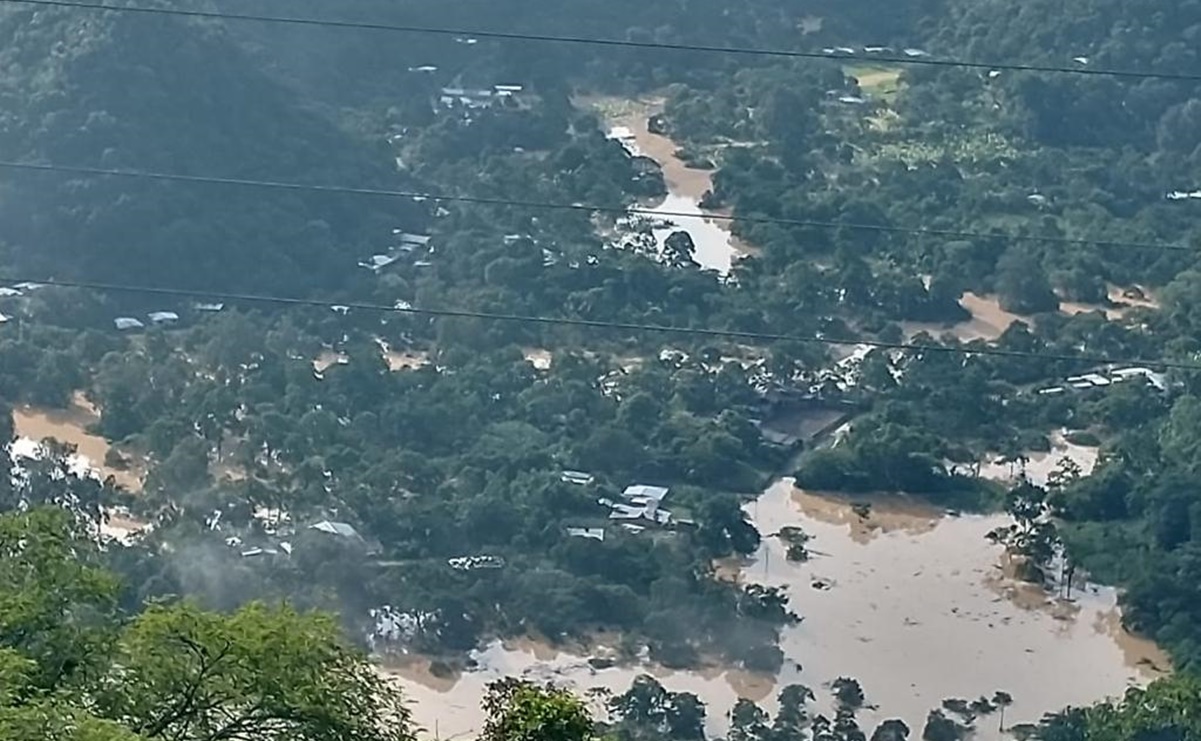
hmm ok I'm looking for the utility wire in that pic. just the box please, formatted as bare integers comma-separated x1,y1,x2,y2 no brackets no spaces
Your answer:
5,0,1201,83
2,160,1197,255
2,274,1193,370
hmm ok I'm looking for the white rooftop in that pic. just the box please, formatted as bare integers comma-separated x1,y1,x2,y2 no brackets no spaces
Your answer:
623,484,669,502
360,254,399,271
310,520,360,539
566,527,605,541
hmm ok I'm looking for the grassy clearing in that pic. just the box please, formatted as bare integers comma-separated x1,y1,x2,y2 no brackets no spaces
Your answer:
845,64,904,102
869,131,1021,165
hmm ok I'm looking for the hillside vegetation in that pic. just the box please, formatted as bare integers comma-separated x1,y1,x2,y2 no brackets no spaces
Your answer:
3,0,1201,737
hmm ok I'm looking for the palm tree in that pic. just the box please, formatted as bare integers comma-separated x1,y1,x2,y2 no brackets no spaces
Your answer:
993,691,1014,732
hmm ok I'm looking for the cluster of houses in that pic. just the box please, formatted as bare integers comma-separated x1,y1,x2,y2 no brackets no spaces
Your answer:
437,84,525,111
820,45,930,57
113,303,224,331
367,606,438,653
560,472,694,539
1036,366,1167,396
0,281,44,323
449,555,505,571
599,484,686,533
358,230,433,274
207,505,382,559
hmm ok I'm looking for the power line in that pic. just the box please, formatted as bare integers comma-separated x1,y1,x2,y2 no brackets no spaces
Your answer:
3,274,1194,370
5,0,1200,83
2,160,1197,255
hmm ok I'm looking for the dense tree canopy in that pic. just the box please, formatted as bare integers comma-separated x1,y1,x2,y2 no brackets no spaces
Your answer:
0,507,413,741
3,0,1201,735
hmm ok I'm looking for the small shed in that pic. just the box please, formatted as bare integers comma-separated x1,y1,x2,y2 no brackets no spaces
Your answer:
561,471,595,486
148,311,180,325
566,527,605,542
310,520,361,539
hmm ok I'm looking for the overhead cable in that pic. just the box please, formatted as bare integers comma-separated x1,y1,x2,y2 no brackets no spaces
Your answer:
5,0,1201,82
1,275,1192,370
2,160,1197,254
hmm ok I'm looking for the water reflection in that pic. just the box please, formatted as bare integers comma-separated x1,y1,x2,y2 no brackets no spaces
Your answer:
750,480,1167,738
13,392,142,491
384,479,1167,740
593,96,747,275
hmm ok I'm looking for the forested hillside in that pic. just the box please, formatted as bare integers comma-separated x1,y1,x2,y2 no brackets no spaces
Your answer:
0,3,421,293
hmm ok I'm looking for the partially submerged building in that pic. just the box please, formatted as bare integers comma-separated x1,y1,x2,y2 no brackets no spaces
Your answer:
561,470,595,486
600,484,675,527
566,527,605,541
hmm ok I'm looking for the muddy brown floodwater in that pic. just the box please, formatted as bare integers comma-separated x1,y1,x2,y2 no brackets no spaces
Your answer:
901,293,1025,343
383,478,1167,740
748,480,1167,739
975,431,1101,489
581,95,752,275
904,286,1161,344
13,392,142,491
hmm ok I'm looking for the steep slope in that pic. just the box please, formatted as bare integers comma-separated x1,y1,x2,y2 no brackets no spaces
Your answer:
212,0,811,108
0,4,422,293
929,0,1201,150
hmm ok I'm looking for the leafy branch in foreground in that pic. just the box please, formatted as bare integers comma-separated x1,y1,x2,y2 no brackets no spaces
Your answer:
0,507,413,741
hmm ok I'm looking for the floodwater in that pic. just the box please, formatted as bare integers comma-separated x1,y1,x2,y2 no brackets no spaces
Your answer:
12,392,143,491
380,340,431,372
902,293,1025,343
589,96,749,275
522,347,553,370
383,478,1166,740
11,393,150,542
746,481,1167,738
314,344,431,373
1060,284,1161,321
313,350,350,373
975,431,1101,489
904,286,1161,343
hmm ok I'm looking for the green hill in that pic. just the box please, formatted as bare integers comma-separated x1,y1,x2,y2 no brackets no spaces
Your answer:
0,4,421,293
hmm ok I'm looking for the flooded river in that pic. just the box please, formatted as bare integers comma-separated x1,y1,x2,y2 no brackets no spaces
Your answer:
587,96,748,275
904,286,1161,344
384,479,1166,739
12,393,150,542
975,431,1101,489
13,392,142,491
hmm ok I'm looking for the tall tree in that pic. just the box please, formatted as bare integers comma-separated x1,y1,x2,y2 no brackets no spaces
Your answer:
0,507,415,741
481,678,595,741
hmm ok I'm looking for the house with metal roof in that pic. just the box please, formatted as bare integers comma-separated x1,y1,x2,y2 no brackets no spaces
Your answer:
310,520,361,539
566,527,605,541
359,254,399,272
622,484,669,503
561,470,595,485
